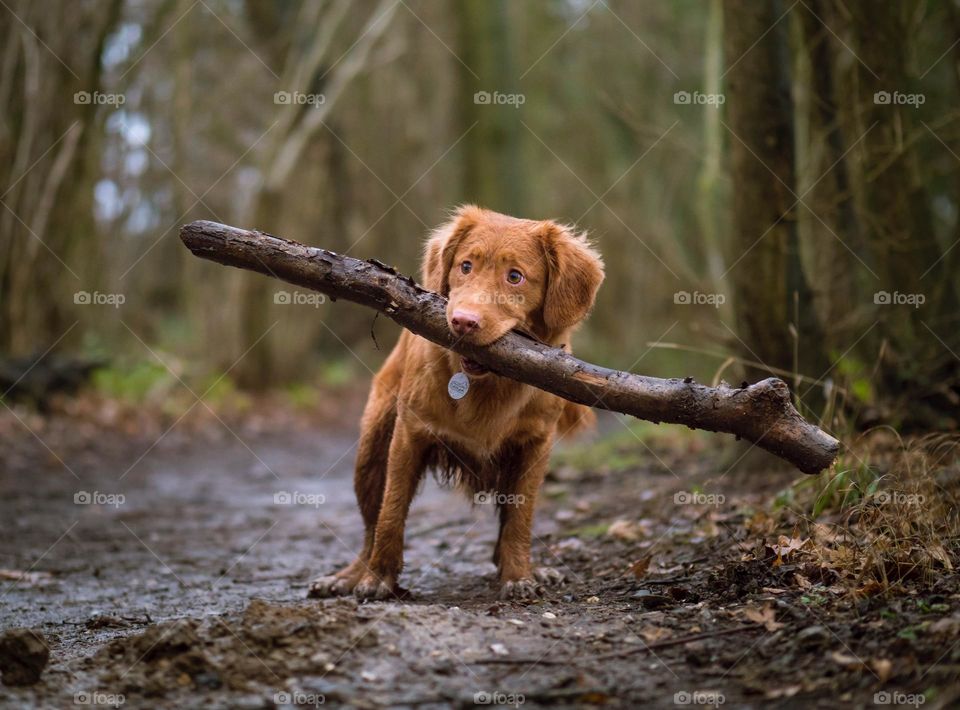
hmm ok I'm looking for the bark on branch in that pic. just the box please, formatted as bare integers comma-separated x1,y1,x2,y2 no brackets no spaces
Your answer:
180,220,841,474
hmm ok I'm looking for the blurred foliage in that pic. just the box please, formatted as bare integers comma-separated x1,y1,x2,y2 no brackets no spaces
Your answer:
0,0,957,431
92,362,173,403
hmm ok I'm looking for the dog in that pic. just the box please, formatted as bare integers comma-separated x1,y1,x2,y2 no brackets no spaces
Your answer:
308,205,604,600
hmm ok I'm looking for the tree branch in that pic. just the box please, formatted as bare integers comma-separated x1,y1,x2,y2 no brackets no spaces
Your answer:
180,220,841,474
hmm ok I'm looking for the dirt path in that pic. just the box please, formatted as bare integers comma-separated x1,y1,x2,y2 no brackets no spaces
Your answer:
1,406,958,709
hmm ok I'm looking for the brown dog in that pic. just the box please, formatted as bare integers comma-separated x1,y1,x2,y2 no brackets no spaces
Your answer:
308,206,604,600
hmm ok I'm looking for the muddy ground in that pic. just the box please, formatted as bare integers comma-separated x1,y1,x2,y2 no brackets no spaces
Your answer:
1,394,958,709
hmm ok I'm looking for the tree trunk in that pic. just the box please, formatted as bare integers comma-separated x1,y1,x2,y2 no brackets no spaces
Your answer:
792,1,860,346
234,0,398,388
723,0,826,401
0,0,120,356
837,0,958,426
458,0,524,213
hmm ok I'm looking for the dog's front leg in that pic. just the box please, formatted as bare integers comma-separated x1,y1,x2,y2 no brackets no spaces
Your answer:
496,437,564,600
354,414,428,600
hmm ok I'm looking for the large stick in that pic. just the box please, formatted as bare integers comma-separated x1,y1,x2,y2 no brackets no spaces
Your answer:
180,220,840,474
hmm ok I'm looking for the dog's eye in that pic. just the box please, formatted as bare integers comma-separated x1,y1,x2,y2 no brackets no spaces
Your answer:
460,261,472,275
506,269,524,285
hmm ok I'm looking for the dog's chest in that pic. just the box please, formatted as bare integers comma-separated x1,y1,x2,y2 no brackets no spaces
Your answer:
431,382,532,453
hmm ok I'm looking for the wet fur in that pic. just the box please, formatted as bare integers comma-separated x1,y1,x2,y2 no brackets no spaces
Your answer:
310,205,604,600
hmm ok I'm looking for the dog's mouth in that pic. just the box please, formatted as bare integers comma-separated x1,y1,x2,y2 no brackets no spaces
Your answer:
460,357,489,377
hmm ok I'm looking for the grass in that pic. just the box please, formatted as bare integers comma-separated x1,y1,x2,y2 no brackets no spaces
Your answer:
88,361,253,419
552,416,706,474
92,361,175,402
557,415,959,596
775,458,882,518
772,432,960,592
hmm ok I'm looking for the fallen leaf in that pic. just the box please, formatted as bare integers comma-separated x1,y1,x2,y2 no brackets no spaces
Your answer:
765,685,802,699
747,511,777,536
607,519,644,542
854,581,885,597
812,523,841,544
871,658,893,683
742,604,784,632
829,650,863,670
0,569,54,584
930,614,960,636
824,546,857,567
639,625,672,643
629,556,652,579
928,544,954,570
772,535,809,565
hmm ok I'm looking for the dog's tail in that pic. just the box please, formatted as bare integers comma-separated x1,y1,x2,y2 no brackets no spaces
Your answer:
557,400,596,439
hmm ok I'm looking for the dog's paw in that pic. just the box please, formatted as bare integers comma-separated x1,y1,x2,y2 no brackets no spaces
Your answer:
307,575,356,598
354,573,397,601
533,566,566,587
499,577,545,601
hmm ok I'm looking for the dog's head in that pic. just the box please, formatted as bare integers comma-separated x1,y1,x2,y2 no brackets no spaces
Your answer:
422,205,604,376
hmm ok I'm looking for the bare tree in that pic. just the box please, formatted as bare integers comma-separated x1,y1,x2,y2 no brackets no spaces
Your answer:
0,0,121,356
235,0,401,387
722,0,825,399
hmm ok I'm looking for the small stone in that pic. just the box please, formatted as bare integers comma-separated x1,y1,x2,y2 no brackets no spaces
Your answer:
797,625,829,646
0,628,50,686
586,596,600,604
490,643,509,656
309,651,331,666
194,672,221,690
542,612,557,620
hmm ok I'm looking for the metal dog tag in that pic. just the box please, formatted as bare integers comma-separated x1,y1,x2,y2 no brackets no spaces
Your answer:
447,371,470,400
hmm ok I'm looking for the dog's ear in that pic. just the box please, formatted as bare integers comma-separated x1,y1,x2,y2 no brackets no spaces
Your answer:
422,205,481,295
541,222,604,333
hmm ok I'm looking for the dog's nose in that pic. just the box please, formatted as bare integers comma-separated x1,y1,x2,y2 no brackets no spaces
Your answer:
450,309,481,336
